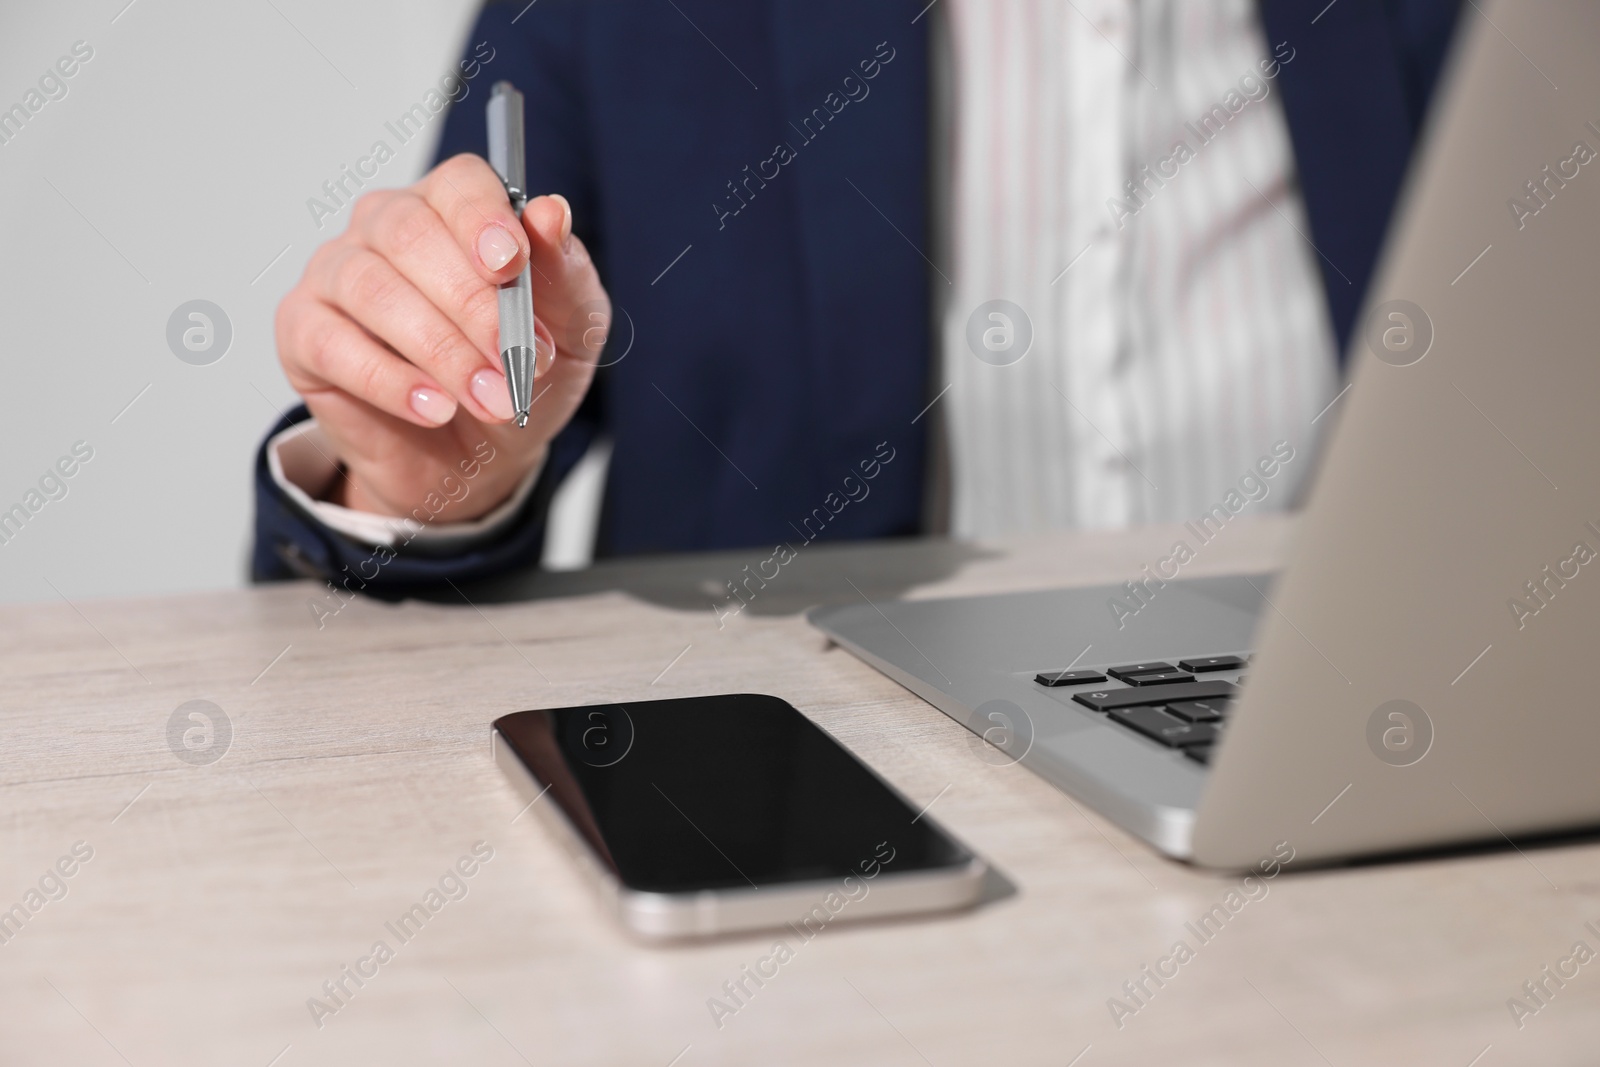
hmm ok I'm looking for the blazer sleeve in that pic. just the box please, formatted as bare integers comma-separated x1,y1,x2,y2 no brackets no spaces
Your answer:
250,0,603,588
250,404,598,587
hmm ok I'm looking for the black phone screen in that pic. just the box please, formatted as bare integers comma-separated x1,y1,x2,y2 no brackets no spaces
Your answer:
494,694,973,894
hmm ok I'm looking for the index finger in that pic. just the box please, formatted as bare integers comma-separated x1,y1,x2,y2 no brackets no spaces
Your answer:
419,153,530,284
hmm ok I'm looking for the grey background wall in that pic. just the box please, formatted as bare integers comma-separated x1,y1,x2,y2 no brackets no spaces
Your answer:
0,0,513,605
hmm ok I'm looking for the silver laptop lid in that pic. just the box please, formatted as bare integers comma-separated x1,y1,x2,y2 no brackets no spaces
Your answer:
1195,0,1600,865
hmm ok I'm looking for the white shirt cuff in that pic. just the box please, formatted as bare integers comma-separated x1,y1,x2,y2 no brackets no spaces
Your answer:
266,418,543,553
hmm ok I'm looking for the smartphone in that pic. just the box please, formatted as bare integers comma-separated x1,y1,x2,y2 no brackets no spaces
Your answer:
493,693,987,940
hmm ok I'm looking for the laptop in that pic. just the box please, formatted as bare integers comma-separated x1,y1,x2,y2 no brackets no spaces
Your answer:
810,0,1600,868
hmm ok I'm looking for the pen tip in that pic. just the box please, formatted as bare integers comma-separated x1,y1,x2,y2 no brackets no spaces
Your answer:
516,412,528,428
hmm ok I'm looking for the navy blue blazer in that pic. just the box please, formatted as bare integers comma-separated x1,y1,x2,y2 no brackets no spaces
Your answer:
252,0,1460,588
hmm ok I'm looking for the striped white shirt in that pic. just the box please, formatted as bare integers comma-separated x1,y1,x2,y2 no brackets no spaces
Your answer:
939,0,1337,537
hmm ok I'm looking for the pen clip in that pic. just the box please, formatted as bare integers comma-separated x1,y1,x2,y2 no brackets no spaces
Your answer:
486,81,527,207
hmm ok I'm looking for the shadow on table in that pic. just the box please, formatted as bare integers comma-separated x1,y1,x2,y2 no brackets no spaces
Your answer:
402,536,1001,618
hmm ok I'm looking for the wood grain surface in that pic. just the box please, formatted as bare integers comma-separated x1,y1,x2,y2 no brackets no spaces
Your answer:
3,513,1598,1066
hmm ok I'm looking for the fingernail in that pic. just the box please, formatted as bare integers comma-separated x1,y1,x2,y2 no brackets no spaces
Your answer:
477,225,519,271
551,193,573,253
470,367,514,420
534,333,556,377
409,387,457,426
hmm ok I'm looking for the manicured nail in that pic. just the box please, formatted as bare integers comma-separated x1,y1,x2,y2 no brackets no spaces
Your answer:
551,193,573,253
534,333,556,377
409,387,456,426
477,225,519,271
470,367,514,420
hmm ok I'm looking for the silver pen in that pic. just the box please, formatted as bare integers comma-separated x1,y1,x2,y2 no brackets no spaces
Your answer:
486,81,536,428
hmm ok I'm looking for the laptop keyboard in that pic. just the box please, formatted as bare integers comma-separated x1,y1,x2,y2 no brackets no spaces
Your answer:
1033,656,1250,767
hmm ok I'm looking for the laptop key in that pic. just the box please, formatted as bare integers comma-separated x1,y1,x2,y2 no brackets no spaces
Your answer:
1035,669,1108,687
1125,671,1195,686
1108,706,1219,747
1184,744,1214,766
1107,662,1175,681
1177,655,1246,673
1167,699,1229,723
1073,680,1237,712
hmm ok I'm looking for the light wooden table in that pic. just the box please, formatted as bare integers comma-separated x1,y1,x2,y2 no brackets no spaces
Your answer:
4,513,1598,1066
